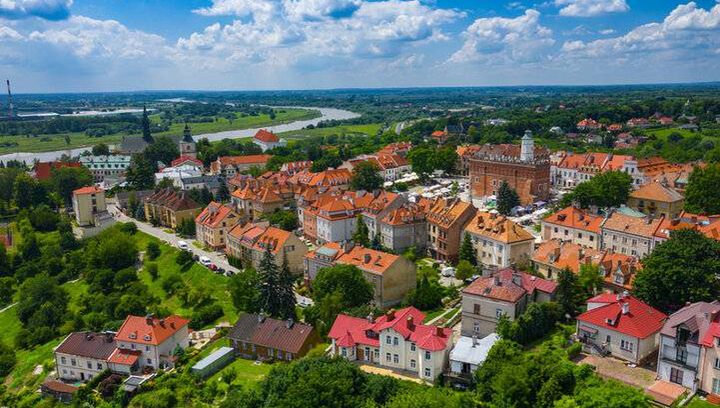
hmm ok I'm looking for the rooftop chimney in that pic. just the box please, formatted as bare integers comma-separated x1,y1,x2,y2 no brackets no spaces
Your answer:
472,335,478,347
407,316,415,330
367,313,375,323
364,253,372,264
386,309,396,321
145,314,154,326
493,275,501,286
511,272,522,287
435,326,443,337
286,318,295,329
621,302,630,315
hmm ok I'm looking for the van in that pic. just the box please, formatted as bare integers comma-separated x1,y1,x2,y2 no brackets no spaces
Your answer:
199,256,211,266
177,241,189,250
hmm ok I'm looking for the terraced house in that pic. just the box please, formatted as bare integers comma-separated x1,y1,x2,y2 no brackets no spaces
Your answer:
426,198,476,263
226,222,307,274
627,180,685,219
542,206,604,249
195,202,240,250
601,211,664,258
463,211,534,270
144,188,202,229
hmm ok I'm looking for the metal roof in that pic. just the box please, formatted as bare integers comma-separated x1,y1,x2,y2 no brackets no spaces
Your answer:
449,334,500,366
192,346,234,371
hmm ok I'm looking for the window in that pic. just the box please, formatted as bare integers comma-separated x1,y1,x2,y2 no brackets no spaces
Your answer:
97,362,103,370
341,348,347,357
606,335,611,343
386,353,391,362
670,367,684,385
677,348,688,364
393,337,399,346
374,350,379,360
496,309,503,318
386,336,392,345
71,358,76,366
590,236,594,242
87,361,92,369
411,343,416,351
425,351,431,361
620,339,634,352
145,345,150,351
713,378,720,395
714,358,720,370
61,357,66,365
473,304,481,314
393,354,399,364
147,359,152,365
425,368,431,378
410,359,416,369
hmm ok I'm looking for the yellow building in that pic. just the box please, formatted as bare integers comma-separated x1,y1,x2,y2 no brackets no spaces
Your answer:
195,202,240,250
144,188,202,230
72,186,107,226
628,181,684,219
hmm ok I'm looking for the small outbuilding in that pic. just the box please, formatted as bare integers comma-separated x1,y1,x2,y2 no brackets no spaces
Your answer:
191,346,236,378
447,333,500,383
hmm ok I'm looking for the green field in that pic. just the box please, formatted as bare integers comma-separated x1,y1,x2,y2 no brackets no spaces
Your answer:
279,123,382,140
687,397,718,408
642,127,720,142
0,108,320,154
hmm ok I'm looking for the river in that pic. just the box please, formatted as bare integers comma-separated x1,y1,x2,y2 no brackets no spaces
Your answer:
0,106,360,164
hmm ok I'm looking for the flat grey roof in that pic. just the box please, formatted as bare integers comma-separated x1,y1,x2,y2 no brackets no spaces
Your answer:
192,346,234,371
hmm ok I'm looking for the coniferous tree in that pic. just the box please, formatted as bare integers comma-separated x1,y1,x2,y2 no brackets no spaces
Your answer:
459,233,477,266
258,247,296,319
141,105,154,144
556,267,581,317
277,254,297,319
352,215,370,247
371,233,383,250
496,180,520,216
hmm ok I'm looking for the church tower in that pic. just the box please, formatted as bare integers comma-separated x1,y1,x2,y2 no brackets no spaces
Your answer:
520,130,534,162
179,123,197,158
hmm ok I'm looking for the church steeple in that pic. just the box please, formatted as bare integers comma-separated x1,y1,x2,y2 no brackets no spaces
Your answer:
179,122,197,158
183,123,193,143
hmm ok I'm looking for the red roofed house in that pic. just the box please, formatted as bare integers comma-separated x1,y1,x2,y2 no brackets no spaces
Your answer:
542,206,604,249
328,307,453,382
210,155,273,177
253,129,286,152
195,202,241,249
430,130,449,144
577,293,666,364
32,161,81,180
171,156,203,168
228,314,320,361
577,118,601,131
461,268,557,338
226,222,307,274
72,185,107,227
110,314,190,373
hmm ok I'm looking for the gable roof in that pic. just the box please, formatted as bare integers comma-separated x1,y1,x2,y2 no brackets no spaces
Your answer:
660,301,720,340
254,129,280,143
33,161,81,180
544,206,603,234
578,295,666,339
336,245,401,275
328,307,451,351
195,202,237,228
602,211,664,238
171,156,203,167
145,188,202,212
463,268,557,303
55,332,116,360
464,212,534,243
228,314,317,354
73,185,103,195
426,198,476,229
115,315,189,346
630,181,684,203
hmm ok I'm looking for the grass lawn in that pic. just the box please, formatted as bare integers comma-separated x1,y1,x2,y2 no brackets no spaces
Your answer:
191,337,272,387
422,308,446,323
687,397,719,408
0,108,320,154
280,123,382,140
642,127,720,142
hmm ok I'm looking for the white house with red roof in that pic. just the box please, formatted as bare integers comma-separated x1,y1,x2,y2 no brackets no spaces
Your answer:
577,293,666,364
110,314,190,373
328,307,453,382
253,129,286,152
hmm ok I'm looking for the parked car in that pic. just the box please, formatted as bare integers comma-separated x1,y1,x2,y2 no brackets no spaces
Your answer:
177,241,189,250
192,254,200,261
199,256,211,266
218,267,225,274
209,263,218,271
298,297,313,308
441,266,456,277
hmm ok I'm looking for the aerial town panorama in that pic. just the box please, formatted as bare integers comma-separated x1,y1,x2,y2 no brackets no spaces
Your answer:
1,0,720,407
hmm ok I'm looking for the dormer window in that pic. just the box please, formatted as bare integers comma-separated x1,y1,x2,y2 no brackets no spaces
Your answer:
129,333,137,339
144,335,151,341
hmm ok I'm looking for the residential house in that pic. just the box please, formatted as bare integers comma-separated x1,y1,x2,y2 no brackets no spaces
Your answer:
72,186,107,227
305,243,416,308
698,310,720,399
253,129,286,152
576,293,666,364
195,202,241,250
627,118,651,128
54,332,116,382
463,212,535,270
179,175,224,195
426,198,477,263
226,222,307,274
293,168,352,189
80,155,132,183
378,142,413,157
360,191,404,240
654,212,720,243
328,307,453,382
228,314,320,361
32,161,81,181
379,203,428,253
110,315,190,374
210,155,272,177
551,152,641,188
430,130,449,144
281,161,313,175
601,211,664,258
542,206,603,249
447,333,500,382
627,181,685,219
460,268,557,338
144,189,203,229
577,118,601,131
154,163,203,188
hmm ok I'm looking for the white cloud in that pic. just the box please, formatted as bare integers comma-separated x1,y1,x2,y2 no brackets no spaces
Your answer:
283,0,361,21
0,25,23,40
561,2,720,58
555,0,628,17
599,28,615,35
450,9,555,64
0,0,72,20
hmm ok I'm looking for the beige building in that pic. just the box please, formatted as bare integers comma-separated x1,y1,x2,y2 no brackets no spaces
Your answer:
73,186,107,226
601,211,664,258
426,198,477,263
542,206,603,249
627,181,684,219
226,222,307,275
195,202,241,250
54,332,116,382
463,212,534,270
460,269,557,338
144,188,203,230
577,293,666,364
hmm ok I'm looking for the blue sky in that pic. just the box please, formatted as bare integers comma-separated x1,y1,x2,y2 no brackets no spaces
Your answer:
1,0,720,93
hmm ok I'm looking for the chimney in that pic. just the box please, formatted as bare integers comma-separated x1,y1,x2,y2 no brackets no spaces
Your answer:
145,314,154,326
257,313,266,323
170,322,175,329
386,309,396,321
511,272,522,287
407,316,415,330
472,335,478,347
435,326,443,337
493,275,501,286
364,253,372,264
286,318,295,329
621,302,630,315
159,319,165,328
367,313,375,323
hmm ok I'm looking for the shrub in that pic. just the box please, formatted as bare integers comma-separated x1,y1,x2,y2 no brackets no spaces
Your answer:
146,241,161,260
567,342,582,360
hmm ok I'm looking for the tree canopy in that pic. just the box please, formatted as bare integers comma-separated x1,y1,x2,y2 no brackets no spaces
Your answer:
350,161,383,192
561,170,633,209
497,180,520,216
684,163,720,214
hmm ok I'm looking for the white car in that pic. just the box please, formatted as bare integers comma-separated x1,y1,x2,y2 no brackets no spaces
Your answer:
441,266,456,277
199,256,211,266
177,241,189,250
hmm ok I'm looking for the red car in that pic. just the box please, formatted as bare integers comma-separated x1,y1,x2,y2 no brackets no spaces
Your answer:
209,263,218,271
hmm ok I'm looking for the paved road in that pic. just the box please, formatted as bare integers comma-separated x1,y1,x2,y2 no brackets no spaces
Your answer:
108,203,238,274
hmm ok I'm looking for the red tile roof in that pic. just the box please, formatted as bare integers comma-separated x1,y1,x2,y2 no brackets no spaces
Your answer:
33,161,81,180
195,202,237,228
254,129,280,143
73,185,103,195
328,307,451,352
171,156,203,167
107,348,141,366
336,246,401,275
463,268,557,303
115,315,189,346
219,155,273,166
577,295,666,339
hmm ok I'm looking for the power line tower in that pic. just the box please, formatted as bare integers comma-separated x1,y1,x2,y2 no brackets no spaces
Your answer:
6,80,14,120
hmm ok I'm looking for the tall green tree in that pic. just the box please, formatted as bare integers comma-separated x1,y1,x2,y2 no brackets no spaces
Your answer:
459,233,477,266
126,153,156,190
258,247,295,319
684,163,720,214
141,105,154,144
497,180,520,216
313,264,374,308
562,170,633,209
229,268,261,313
633,229,720,312
350,161,383,191
352,215,370,247
407,146,435,179
50,166,93,207
556,267,581,317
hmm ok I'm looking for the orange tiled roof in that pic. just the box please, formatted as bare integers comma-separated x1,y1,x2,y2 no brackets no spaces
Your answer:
115,315,189,346
544,206,603,234
252,226,291,254
73,185,103,195
464,212,534,244
602,212,664,238
532,239,604,274
337,245,400,275
382,204,426,226
426,198,475,229
630,181,684,203
219,155,272,166
254,129,280,143
195,202,236,228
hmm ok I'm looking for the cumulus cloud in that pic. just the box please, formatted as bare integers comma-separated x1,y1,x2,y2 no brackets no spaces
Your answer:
0,0,73,20
555,0,628,17
561,2,720,58
450,9,555,64
0,25,23,40
283,0,361,21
